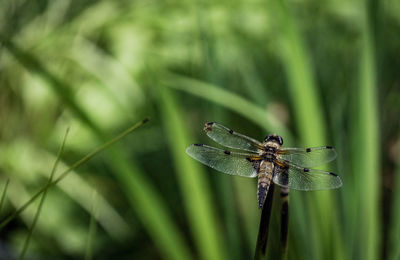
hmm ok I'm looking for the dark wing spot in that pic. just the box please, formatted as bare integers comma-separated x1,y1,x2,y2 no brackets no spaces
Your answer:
306,148,312,152
194,144,203,146
224,150,231,155
326,146,333,149
303,168,310,172
246,157,252,162
329,172,338,176
229,129,234,134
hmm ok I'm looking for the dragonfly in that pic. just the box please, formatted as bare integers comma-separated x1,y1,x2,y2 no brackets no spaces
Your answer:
186,122,342,208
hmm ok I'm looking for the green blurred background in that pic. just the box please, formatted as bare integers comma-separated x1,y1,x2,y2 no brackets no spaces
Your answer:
0,0,399,259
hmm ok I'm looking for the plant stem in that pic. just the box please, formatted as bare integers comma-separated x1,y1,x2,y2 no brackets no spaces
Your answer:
19,128,69,260
0,179,10,215
0,118,149,231
254,183,275,259
85,192,99,260
280,188,289,260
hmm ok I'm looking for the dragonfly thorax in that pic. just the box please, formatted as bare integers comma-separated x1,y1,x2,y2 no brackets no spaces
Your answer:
262,152,276,162
264,146,278,153
261,140,281,162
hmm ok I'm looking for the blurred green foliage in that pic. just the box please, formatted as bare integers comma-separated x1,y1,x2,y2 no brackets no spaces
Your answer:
0,0,399,259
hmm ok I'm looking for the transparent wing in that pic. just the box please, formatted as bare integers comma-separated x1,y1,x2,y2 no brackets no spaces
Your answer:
204,122,263,153
273,162,342,190
277,146,337,168
186,144,260,178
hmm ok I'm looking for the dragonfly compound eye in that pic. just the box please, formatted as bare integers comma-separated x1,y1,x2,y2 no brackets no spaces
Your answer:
277,136,283,145
264,134,283,145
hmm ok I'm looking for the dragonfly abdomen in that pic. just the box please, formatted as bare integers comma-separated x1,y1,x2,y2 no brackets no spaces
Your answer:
257,161,274,208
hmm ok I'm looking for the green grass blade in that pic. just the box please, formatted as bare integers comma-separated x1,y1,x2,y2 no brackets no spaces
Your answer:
0,119,148,230
158,86,227,260
388,140,400,260
217,178,242,259
105,146,193,260
272,0,343,259
2,37,194,258
1,118,192,259
85,192,99,260
0,139,131,240
164,74,293,144
351,2,380,258
1,37,101,135
0,179,10,215
19,128,69,260
43,161,130,240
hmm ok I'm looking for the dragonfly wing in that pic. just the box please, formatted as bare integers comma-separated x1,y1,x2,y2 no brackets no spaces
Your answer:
277,146,337,168
204,122,263,153
273,162,342,190
186,144,260,178
273,164,290,188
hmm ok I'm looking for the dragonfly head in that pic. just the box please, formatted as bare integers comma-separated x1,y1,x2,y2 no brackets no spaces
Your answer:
264,134,283,146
